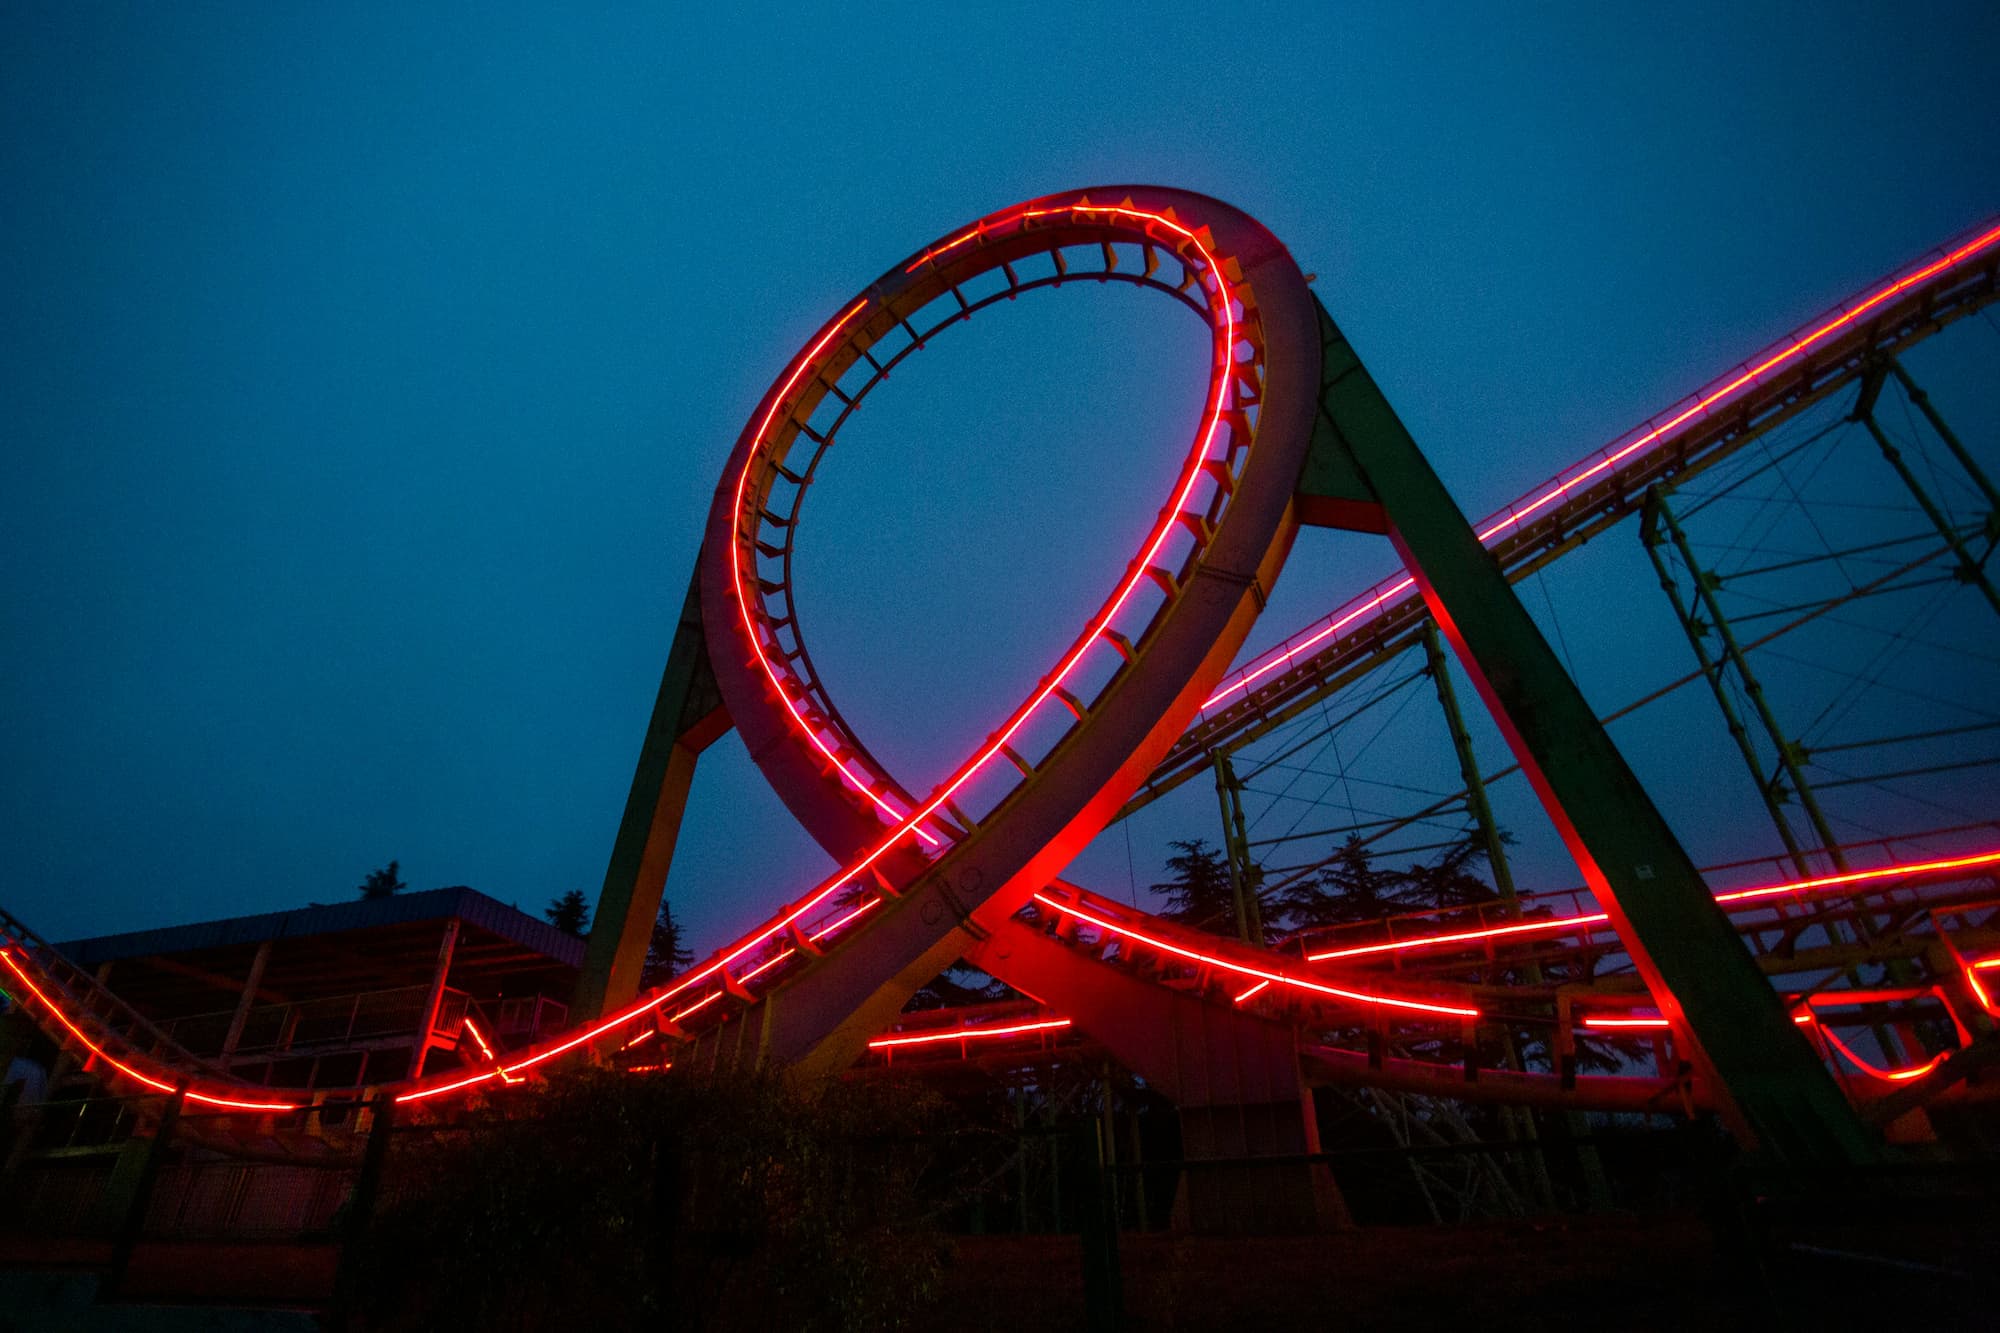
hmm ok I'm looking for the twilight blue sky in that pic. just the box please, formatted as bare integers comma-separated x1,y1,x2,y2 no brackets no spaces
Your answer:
4,3,1998,956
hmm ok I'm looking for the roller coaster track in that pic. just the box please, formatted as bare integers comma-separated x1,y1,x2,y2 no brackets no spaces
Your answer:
1137,219,2000,807
3,192,1997,1147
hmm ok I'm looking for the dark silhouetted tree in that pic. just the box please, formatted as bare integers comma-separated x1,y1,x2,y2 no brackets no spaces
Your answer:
1150,838,1239,933
1398,834,1505,912
358,860,406,900
639,898,694,989
545,889,591,937
1272,835,1408,930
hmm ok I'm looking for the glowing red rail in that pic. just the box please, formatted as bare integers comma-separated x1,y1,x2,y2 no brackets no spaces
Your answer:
0,948,301,1112
1203,218,2000,712
7,202,1996,1122
1032,892,1479,1019
1304,848,2000,962
867,1018,1073,1050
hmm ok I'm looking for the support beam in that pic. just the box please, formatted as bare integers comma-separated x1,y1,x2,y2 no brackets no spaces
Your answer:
1299,295,1876,1166
1855,363,2000,619
410,919,459,1079
1420,620,1563,1207
1641,489,1842,875
1886,359,2000,517
1418,620,1518,904
576,572,730,1022
1211,751,1263,946
219,939,273,1062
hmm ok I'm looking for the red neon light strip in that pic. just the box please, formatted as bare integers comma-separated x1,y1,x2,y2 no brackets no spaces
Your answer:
1306,848,2000,962
730,201,1242,914
1803,1016,1948,1084
736,949,796,986
669,991,722,1023
868,1017,1073,1050
729,297,936,842
1033,893,1479,1018
397,891,891,1104
459,1015,520,1084
1233,979,1272,1004
0,949,301,1113
590,198,1245,1106
1205,578,1418,708
1711,850,2000,904
51,213,1993,1116
1308,909,1613,961
1963,956,2000,1015
1204,220,2000,712
808,894,882,941
1583,986,1943,1033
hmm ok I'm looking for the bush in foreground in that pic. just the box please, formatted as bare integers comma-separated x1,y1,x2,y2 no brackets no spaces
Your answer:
346,1065,951,1332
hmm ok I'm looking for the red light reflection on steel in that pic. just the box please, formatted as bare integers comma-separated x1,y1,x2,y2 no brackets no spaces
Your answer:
1032,893,1479,1019
1964,957,2000,1016
0,949,301,1113
1306,849,2000,963
867,1018,1073,1050
1799,1014,1949,1084
460,1015,519,1084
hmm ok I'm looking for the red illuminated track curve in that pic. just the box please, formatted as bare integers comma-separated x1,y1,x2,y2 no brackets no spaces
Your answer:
5,197,1998,1118
1303,849,2000,963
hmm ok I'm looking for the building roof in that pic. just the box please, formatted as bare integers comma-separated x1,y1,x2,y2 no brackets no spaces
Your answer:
56,887,586,1018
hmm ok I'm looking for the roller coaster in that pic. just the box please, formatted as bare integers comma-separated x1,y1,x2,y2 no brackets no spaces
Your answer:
4,189,1997,1206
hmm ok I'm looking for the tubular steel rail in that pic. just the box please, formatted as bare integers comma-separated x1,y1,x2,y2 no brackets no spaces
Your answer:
2,194,1997,1146
1136,219,2000,810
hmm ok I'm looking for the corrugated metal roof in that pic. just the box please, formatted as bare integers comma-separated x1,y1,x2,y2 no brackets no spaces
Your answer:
57,887,587,969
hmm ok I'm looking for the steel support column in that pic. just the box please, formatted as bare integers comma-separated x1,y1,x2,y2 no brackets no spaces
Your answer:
1418,620,1562,1208
1297,295,1876,1166
1855,363,2000,619
1886,359,2000,518
1640,489,1841,875
219,938,272,1063
1211,751,1264,946
1418,620,1518,903
1643,489,1914,1060
576,573,730,1021
410,918,459,1079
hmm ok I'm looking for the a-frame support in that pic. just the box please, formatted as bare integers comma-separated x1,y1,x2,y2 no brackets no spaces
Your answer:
1296,296,1876,1167
574,573,731,1022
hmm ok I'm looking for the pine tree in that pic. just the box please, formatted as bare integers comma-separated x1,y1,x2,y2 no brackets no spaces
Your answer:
544,889,591,937
358,860,406,900
1273,835,1407,930
639,899,694,989
1150,838,1238,933
1398,835,1503,913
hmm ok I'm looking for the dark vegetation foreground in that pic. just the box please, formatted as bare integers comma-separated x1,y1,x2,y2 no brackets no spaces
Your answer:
933,1220,1991,1333
324,1068,1991,1333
